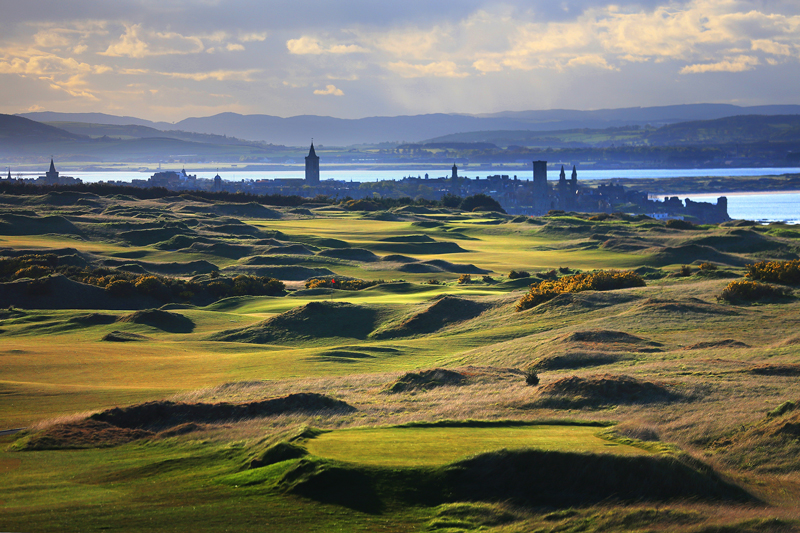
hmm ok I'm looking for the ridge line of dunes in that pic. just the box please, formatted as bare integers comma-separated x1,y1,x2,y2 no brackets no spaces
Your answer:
18,393,355,450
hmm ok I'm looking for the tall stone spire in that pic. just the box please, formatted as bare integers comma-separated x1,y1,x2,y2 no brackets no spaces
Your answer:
305,141,320,185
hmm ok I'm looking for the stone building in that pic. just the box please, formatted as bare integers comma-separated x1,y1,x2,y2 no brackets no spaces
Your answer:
305,142,320,185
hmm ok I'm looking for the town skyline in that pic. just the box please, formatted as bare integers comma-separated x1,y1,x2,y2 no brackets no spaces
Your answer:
2,0,799,122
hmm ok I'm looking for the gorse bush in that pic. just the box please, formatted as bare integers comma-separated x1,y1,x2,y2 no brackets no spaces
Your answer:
0,255,283,302
718,280,792,303
457,274,472,285
13,265,52,279
745,259,800,285
305,278,380,291
508,270,530,280
516,270,646,311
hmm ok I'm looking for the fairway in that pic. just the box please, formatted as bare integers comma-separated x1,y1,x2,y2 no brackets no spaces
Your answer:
305,425,649,466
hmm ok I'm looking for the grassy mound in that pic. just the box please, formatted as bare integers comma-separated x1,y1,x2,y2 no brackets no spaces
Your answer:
221,265,334,281
380,254,418,263
277,449,753,512
630,297,738,316
372,296,487,339
180,202,283,219
368,241,467,254
316,248,380,262
532,352,624,371
685,339,750,350
102,330,151,342
182,242,255,259
538,374,678,407
260,244,316,256
378,235,436,243
746,364,800,376
116,309,195,333
102,259,218,275
68,313,117,326
710,401,800,472
647,244,747,267
386,369,467,393
563,330,662,349
17,394,355,450
525,291,640,316
17,420,153,450
119,227,186,246
211,301,381,343
0,214,83,236
528,331,662,371
422,259,489,274
88,393,355,431
689,230,788,255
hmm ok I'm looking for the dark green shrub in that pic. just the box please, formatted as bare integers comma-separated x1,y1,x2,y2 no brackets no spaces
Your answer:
106,280,135,297
459,194,505,213
508,270,530,280
524,370,540,386
665,219,695,230
457,274,472,284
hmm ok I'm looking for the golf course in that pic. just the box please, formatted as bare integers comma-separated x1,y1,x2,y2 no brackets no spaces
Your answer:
2,190,800,532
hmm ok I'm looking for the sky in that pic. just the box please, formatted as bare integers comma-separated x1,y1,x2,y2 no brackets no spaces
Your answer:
1,0,799,122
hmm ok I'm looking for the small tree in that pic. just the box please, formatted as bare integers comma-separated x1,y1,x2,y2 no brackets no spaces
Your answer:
457,274,472,284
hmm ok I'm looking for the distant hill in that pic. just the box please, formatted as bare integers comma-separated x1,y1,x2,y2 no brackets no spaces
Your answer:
19,104,800,147
44,122,274,147
424,114,800,148
0,114,88,144
647,114,800,145
19,112,172,130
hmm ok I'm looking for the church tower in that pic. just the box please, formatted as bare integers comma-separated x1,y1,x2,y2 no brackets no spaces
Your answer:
558,165,567,210
45,158,59,184
305,142,320,185
451,162,459,194
531,160,550,215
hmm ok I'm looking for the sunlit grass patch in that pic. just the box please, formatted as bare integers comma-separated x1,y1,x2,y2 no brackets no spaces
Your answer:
304,423,646,467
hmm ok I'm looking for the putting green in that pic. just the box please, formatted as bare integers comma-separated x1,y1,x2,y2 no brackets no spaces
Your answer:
305,425,650,467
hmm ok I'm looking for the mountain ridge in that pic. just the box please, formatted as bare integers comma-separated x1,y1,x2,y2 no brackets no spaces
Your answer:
20,104,800,147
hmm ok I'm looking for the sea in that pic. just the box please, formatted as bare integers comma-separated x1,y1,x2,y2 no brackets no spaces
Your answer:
38,167,800,224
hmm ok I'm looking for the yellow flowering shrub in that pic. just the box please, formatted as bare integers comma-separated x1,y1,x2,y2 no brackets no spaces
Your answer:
516,270,645,311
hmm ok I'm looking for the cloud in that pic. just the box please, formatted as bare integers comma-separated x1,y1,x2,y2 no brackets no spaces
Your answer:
240,32,267,42
158,69,260,81
313,84,344,96
387,60,468,78
287,36,367,55
100,24,204,58
680,55,760,74
751,39,793,56
226,43,245,52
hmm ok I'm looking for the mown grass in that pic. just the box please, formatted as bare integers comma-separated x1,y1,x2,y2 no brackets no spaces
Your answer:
304,425,648,467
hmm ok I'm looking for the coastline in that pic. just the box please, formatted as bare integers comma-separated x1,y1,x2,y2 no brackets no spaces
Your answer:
652,190,800,199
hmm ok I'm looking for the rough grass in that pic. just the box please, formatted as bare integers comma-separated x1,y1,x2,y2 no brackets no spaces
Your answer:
3,202,800,531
